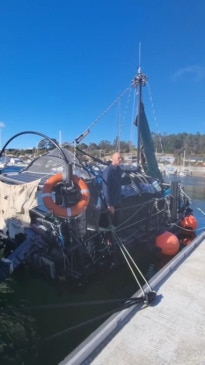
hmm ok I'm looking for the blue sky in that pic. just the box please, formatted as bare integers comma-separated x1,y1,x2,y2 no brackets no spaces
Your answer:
0,0,205,149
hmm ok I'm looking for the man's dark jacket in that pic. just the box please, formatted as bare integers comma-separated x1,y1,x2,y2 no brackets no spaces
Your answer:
102,164,122,207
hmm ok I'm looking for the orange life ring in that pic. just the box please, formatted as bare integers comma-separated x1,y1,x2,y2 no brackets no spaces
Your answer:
42,173,90,218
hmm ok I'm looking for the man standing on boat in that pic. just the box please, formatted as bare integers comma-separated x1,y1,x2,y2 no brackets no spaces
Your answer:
102,152,122,268
102,151,122,219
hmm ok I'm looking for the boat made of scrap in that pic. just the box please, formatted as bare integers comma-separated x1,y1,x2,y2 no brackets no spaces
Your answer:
0,66,197,291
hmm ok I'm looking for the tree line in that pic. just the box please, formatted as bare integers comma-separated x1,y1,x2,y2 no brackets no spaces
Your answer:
74,132,205,159
152,132,205,156
4,132,205,160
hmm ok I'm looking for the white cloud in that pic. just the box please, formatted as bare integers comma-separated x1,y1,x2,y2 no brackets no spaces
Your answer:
172,65,205,82
0,122,5,128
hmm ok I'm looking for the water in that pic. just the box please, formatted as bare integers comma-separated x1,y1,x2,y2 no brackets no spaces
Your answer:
0,262,137,365
1,175,205,365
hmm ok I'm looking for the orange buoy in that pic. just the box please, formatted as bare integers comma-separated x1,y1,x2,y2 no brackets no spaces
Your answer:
180,215,198,230
155,231,180,256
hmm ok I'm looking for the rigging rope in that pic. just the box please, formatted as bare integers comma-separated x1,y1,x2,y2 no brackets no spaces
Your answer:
147,81,164,155
73,86,131,144
107,216,155,299
20,296,155,342
115,233,153,292
115,199,165,234
43,297,145,341
28,297,146,310
116,86,133,151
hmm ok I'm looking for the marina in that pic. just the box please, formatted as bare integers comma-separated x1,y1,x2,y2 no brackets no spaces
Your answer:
1,2,205,365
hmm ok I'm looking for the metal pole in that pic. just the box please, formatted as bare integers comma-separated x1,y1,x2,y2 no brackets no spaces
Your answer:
137,75,142,165
132,67,147,166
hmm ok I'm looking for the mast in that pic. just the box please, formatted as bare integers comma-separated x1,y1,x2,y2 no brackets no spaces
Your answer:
59,130,62,147
132,46,162,180
132,44,148,165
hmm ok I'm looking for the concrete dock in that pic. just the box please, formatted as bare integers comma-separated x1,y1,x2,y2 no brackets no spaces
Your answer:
61,232,205,365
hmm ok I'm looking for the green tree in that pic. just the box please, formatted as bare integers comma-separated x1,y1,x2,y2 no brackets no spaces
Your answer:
38,138,58,150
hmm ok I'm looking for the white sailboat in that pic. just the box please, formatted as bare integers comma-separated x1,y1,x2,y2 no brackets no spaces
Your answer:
179,151,191,176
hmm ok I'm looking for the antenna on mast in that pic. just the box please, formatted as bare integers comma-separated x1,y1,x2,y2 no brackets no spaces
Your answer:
138,42,141,73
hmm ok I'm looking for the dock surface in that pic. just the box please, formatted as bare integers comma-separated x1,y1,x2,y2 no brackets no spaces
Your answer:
61,232,205,365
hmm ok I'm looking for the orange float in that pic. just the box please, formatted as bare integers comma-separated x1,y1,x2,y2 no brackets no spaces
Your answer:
180,215,198,231
155,231,180,256
42,173,90,218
